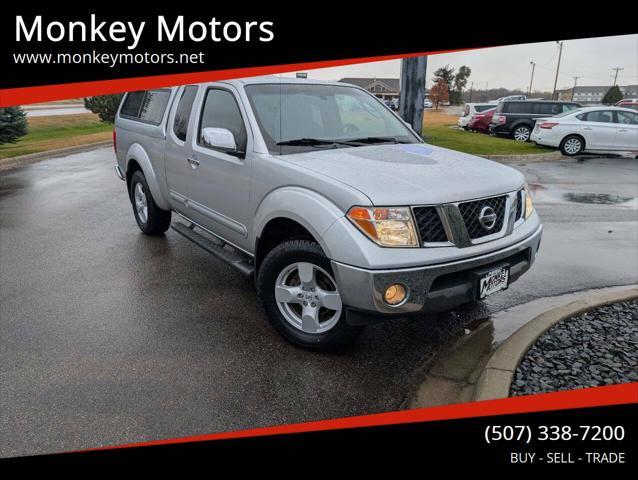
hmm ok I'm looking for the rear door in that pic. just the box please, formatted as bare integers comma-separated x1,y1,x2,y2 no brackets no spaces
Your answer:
579,110,617,149
165,85,200,215
613,110,638,150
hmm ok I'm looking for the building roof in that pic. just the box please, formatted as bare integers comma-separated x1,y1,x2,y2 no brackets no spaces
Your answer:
573,85,638,95
338,77,400,92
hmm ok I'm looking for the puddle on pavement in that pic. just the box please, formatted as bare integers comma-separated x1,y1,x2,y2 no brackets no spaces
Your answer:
528,183,636,207
562,192,634,205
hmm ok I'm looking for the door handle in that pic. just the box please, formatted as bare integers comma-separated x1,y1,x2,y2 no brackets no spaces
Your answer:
187,157,200,169
617,129,628,132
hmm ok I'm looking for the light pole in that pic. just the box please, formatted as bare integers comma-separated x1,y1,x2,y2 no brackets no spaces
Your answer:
612,67,624,86
528,61,536,97
552,41,564,100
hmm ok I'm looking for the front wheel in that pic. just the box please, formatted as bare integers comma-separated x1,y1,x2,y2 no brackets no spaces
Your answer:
512,125,531,142
129,170,171,235
257,240,364,350
560,135,585,156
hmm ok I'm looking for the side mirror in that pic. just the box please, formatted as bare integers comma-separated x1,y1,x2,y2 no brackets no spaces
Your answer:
201,127,237,151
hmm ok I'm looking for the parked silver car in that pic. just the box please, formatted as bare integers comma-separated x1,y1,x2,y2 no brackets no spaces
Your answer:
114,77,542,349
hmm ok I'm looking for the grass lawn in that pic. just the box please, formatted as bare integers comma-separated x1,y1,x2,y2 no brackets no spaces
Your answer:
0,114,112,159
422,110,550,156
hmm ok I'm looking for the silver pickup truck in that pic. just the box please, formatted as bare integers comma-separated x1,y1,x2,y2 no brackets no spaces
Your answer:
114,77,542,349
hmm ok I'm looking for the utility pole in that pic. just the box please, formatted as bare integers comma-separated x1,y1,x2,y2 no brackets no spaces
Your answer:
399,56,427,135
612,67,624,86
485,81,489,102
552,41,564,100
468,81,473,102
571,76,580,101
528,61,536,96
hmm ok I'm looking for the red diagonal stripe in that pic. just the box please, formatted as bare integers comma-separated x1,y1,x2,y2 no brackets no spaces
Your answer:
0,48,473,107
85,382,637,452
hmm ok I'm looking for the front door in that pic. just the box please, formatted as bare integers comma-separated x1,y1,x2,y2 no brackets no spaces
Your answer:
613,110,638,151
186,86,253,251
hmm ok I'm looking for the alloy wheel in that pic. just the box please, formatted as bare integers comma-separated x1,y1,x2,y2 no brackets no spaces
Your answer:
564,138,582,155
134,182,148,224
513,127,530,142
275,262,342,334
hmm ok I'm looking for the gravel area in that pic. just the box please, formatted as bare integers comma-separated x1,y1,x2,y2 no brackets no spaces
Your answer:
511,300,638,396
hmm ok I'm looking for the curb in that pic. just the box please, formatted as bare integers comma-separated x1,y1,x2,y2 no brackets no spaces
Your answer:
0,141,112,172
475,286,638,401
410,285,638,409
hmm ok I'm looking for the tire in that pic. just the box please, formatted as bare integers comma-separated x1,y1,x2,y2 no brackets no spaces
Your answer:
129,170,171,235
257,239,364,350
512,125,532,142
560,135,585,156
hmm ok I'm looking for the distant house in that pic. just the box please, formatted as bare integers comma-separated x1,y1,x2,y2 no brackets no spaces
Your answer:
560,85,638,104
338,78,400,102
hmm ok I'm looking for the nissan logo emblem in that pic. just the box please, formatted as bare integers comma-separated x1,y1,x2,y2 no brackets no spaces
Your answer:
478,206,498,231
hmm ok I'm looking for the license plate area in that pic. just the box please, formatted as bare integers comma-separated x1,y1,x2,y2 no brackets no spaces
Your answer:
472,264,510,299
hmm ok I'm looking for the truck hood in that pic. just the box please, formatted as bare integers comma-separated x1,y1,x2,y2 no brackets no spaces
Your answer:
279,143,525,205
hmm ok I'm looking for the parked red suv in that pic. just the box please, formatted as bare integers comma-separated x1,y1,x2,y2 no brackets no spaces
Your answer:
468,107,496,133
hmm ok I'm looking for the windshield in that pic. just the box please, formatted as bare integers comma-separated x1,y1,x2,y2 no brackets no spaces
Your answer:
245,83,420,155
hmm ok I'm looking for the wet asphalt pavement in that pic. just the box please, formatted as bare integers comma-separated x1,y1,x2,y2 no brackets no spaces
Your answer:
1,149,637,457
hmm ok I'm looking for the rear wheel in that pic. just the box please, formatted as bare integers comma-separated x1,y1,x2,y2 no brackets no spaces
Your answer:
560,135,585,156
512,125,532,142
129,170,171,235
257,239,364,350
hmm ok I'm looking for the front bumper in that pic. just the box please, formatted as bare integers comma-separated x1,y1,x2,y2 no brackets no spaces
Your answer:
331,224,542,324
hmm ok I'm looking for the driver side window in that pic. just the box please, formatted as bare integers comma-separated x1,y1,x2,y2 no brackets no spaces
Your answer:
199,89,248,154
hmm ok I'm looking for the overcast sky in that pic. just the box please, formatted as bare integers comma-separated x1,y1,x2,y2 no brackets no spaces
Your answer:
280,34,637,92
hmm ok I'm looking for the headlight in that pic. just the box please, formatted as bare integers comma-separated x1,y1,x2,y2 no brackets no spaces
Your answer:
347,206,419,247
524,184,534,219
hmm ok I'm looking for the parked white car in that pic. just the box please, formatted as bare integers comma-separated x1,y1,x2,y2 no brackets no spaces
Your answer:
458,103,496,129
530,106,638,156
423,99,433,108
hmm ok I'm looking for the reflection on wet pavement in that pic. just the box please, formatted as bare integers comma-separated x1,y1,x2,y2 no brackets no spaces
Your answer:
562,192,634,205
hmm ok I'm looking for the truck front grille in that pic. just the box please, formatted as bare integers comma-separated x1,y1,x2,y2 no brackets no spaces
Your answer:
413,206,448,243
515,190,523,220
458,195,507,239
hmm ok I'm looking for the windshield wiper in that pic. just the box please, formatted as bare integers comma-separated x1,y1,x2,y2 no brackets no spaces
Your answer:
345,136,405,144
276,138,358,147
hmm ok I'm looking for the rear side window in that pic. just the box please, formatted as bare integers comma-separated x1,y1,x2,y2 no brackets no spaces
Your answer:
120,92,145,118
503,102,532,114
120,89,171,125
534,103,562,115
475,105,493,113
199,89,247,153
173,86,198,141
583,110,614,123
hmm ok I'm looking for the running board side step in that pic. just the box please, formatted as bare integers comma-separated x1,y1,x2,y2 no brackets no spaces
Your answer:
171,222,255,277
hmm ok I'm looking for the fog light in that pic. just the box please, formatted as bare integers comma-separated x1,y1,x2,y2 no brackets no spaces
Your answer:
384,284,407,306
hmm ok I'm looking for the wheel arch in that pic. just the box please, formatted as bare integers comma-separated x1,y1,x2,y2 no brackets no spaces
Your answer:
125,143,171,210
560,133,587,154
253,187,346,269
